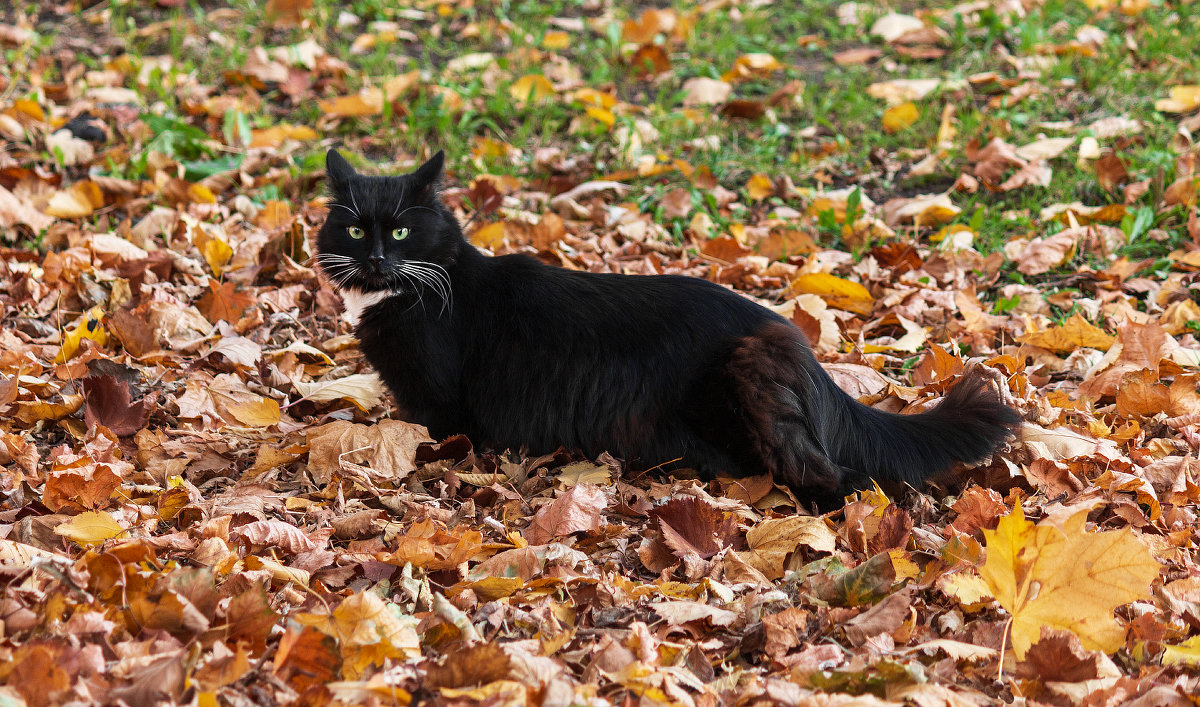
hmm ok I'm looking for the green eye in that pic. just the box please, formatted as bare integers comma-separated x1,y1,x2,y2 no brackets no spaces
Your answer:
392,227,409,240
347,226,365,239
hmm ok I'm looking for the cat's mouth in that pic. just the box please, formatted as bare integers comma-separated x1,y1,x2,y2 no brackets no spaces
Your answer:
350,273,397,292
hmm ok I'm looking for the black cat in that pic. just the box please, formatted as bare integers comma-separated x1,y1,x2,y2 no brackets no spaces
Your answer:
315,150,1019,507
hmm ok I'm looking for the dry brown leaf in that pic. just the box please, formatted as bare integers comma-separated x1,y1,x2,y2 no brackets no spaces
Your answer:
306,419,432,483
739,516,837,580
525,484,607,544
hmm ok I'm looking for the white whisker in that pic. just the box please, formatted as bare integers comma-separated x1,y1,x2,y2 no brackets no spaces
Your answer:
395,205,440,220
392,181,408,219
399,260,453,317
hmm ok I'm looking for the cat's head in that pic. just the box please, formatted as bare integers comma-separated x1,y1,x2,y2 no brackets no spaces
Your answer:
315,149,462,294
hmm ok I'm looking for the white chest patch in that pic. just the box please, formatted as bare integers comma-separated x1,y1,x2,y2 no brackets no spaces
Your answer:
340,289,394,327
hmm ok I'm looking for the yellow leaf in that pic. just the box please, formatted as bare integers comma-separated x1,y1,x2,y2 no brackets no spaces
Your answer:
746,173,774,201
56,306,108,363
188,183,217,204
295,591,420,679
556,461,611,487
12,393,84,424
889,549,921,581
979,503,1160,659
722,53,785,82
542,30,570,49
318,88,384,117
470,221,506,249
882,101,920,134
226,397,281,427
53,511,126,546
461,576,523,601
1162,635,1200,667
787,272,875,316
886,193,961,226
1155,85,1200,114
1016,312,1115,353
936,103,957,149
471,136,515,160
44,180,104,218
383,71,421,101
509,74,555,104
14,98,45,121
248,123,320,149
441,682,525,703
585,105,616,128
574,88,617,109
191,222,234,277
937,571,995,611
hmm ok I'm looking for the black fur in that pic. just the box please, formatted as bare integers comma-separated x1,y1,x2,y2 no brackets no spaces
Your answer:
315,150,1020,505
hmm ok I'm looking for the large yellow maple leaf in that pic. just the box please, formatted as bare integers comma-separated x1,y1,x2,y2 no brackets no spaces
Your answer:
979,503,1160,659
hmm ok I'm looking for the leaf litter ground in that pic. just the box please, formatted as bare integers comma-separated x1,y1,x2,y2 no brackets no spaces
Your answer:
1,0,1200,705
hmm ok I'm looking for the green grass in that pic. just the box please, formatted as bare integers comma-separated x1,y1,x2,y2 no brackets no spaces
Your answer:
5,0,1196,297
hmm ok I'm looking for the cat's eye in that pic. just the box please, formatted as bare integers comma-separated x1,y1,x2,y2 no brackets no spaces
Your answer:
347,226,365,240
392,227,409,241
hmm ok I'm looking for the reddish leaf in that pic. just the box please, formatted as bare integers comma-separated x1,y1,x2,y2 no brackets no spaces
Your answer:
195,280,254,325
648,496,739,560
81,375,152,436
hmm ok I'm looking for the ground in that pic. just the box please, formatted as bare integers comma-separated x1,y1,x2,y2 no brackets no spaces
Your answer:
1,0,1199,705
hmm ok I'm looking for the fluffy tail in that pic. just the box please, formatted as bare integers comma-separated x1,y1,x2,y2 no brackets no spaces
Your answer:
818,371,1020,495
725,322,1019,504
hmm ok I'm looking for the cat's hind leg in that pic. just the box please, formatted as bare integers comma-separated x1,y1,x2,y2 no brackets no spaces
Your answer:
723,322,846,496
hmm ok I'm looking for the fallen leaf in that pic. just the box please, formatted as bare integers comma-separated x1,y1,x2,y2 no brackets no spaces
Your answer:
0,184,54,232
1015,136,1075,161
306,419,432,483
294,373,385,410
53,511,126,546
881,102,920,133
508,74,555,103
870,13,924,43
81,375,152,436
1155,85,1200,113
1017,313,1115,353
787,273,874,316
739,515,837,579
249,123,319,148
866,78,941,105
55,306,108,363
722,53,784,82
979,502,1159,658
1015,230,1079,275
648,497,738,560
44,180,104,218
525,484,607,544
195,281,255,325
746,173,774,201
681,77,731,106
318,88,384,117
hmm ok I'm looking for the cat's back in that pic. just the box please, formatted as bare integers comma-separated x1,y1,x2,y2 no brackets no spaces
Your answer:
478,252,777,333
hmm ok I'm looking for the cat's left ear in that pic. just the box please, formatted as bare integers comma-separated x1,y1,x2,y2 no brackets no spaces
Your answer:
325,149,357,190
412,150,445,197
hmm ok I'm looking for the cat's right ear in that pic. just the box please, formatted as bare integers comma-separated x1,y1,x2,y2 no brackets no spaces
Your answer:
325,149,357,189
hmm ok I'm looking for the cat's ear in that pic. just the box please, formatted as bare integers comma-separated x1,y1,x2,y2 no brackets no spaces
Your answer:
325,149,357,190
412,150,445,195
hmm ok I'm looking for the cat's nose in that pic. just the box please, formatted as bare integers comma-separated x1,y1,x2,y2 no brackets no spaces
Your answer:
368,254,385,272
